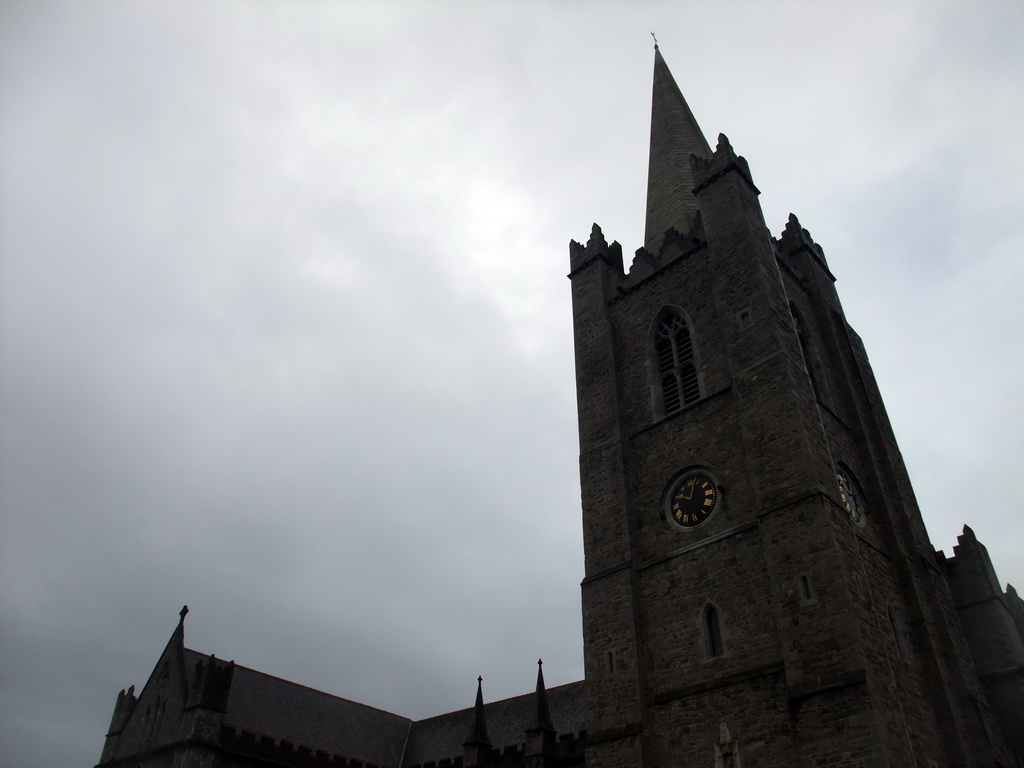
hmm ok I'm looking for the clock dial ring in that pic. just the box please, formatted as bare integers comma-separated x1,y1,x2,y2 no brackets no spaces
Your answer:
836,467,866,526
663,469,720,530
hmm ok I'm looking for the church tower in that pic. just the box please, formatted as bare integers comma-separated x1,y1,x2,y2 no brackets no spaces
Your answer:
568,47,1016,767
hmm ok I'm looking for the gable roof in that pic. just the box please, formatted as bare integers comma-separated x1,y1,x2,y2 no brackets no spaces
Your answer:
401,681,586,767
183,649,412,766
180,646,584,768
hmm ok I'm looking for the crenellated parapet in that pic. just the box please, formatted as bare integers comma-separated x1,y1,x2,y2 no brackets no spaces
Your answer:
408,733,585,768
410,757,467,768
569,216,706,302
221,726,383,767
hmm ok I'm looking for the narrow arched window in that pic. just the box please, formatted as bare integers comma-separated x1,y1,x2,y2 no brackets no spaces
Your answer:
652,308,700,415
799,574,814,603
705,604,724,658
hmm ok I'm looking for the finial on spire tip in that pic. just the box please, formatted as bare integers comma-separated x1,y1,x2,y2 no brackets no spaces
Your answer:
650,32,658,49
179,605,189,625
477,675,482,683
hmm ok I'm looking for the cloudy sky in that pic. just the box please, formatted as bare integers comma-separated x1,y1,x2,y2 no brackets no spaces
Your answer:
2,2,1023,766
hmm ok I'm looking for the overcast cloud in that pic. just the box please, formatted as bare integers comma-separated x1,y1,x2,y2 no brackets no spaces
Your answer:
2,2,1023,767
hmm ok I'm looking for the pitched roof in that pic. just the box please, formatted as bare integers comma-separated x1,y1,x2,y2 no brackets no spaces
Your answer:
184,649,413,767
181,644,584,768
401,681,585,767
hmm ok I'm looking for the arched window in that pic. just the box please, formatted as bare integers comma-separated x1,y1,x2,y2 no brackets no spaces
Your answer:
704,603,724,658
651,308,700,415
798,574,814,603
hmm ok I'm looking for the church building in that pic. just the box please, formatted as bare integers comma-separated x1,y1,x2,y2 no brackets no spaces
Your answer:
95,48,1024,768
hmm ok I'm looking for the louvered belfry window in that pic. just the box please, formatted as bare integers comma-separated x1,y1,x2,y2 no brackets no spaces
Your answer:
654,310,699,414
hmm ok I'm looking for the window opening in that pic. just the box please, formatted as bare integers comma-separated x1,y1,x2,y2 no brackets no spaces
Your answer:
799,574,813,602
705,604,724,658
736,307,752,330
653,310,699,414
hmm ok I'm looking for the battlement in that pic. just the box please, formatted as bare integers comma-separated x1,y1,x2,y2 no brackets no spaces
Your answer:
437,731,584,768
219,727,586,768
568,217,705,301
221,726,386,767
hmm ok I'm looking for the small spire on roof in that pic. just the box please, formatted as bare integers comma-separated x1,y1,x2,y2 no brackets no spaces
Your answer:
464,676,492,747
529,659,555,732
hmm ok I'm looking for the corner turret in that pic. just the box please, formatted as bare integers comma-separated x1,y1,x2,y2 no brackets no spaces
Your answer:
937,527,1024,758
776,212,831,274
569,224,624,278
689,133,758,196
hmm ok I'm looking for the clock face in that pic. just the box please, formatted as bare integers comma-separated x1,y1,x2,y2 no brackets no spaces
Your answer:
666,472,718,528
836,470,864,525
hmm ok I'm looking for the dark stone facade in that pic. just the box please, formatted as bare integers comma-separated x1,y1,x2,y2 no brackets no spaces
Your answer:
95,49,1023,768
98,619,585,768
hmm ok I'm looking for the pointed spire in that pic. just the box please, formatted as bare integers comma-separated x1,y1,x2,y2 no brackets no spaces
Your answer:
644,46,712,254
464,676,492,747
529,659,555,732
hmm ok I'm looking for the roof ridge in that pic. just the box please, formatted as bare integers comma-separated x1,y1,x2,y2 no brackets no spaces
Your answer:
185,646,413,722
410,679,585,725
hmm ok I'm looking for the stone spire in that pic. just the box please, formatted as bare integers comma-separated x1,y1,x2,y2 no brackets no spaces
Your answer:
528,659,554,732
464,676,491,748
525,660,556,766
644,45,712,254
